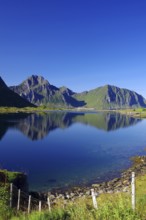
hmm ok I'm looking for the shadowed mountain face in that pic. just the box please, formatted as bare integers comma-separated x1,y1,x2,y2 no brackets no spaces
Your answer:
10,75,85,107
0,113,31,140
0,112,141,140
10,75,146,109
0,77,35,108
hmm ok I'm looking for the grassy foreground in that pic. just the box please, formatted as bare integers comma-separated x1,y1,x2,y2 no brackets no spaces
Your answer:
10,194,146,220
0,174,146,220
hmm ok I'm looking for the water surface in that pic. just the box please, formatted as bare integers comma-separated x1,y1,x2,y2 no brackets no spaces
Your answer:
0,111,146,191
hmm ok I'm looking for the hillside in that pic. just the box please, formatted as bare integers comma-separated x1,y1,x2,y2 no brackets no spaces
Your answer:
10,75,146,109
0,77,35,108
74,85,146,109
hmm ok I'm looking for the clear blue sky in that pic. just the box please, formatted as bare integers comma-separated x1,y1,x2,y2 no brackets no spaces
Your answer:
0,0,146,96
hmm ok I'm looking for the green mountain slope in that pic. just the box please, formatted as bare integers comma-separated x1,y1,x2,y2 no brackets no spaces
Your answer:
73,85,146,109
0,77,35,108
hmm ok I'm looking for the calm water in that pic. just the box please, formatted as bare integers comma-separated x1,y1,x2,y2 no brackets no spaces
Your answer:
0,111,146,191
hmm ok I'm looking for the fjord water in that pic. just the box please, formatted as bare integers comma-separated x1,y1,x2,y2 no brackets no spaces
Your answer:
0,111,146,191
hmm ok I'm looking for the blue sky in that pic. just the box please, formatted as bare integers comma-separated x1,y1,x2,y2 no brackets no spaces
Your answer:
0,0,146,96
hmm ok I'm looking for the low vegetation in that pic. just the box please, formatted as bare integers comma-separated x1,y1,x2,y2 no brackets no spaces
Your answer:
0,185,11,220
0,106,64,114
10,195,141,220
0,172,146,220
0,170,22,183
118,108,146,118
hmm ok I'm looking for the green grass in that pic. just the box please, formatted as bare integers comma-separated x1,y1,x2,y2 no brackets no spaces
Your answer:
1,106,146,119
0,167,146,219
10,193,146,220
118,108,146,118
0,106,58,113
0,170,22,183
0,107,36,113
0,173,143,220
0,185,12,220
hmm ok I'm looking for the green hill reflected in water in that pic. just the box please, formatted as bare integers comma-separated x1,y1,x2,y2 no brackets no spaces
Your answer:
0,112,141,141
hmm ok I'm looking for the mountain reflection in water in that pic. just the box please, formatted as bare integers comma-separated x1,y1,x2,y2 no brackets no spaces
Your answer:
0,111,146,191
0,112,141,141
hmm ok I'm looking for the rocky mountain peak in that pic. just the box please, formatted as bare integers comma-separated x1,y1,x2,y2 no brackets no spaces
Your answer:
23,75,50,88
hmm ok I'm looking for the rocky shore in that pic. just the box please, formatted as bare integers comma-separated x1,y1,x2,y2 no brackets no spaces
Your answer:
1,156,146,206
43,156,146,204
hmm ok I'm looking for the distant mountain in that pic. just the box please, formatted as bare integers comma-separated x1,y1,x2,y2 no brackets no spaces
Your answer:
10,75,146,109
10,75,85,107
0,77,35,108
73,85,146,109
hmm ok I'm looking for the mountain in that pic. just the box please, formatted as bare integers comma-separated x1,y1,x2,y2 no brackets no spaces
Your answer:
0,77,35,108
73,85,146,109
10,75,146,109
10,75,85,107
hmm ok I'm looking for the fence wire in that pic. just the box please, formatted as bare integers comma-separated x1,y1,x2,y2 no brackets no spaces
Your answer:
3,172,146,214
9,183,48,212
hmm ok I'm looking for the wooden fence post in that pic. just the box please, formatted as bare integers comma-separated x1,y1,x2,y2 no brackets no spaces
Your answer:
28,195,31,214
131,172,135,210
47,194,51,212
17,189,21,211
91,189,98,209
39,201,42,212
10,183,13,208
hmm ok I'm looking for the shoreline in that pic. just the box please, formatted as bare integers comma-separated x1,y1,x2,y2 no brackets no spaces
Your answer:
1,156,146,204
30,156,146,202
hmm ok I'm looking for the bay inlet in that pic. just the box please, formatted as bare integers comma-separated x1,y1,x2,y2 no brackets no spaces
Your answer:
0,111,146,191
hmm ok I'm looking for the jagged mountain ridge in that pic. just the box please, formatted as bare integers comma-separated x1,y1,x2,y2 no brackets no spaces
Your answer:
0,77,35,108
10,75,85,107
10,75,146,109
74,84,146,109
